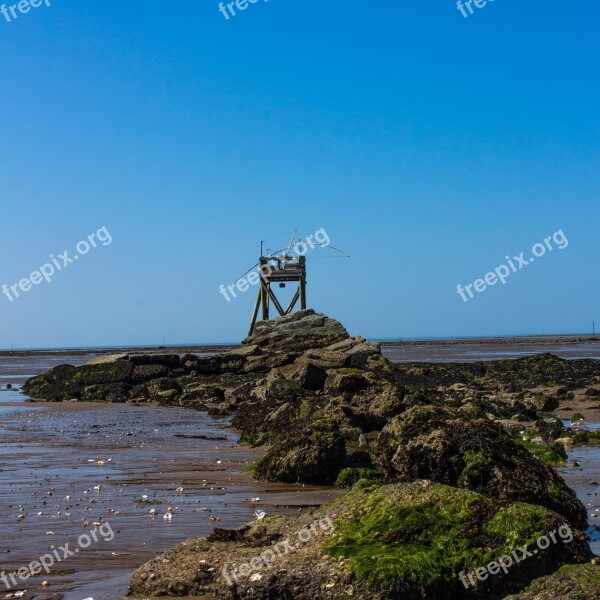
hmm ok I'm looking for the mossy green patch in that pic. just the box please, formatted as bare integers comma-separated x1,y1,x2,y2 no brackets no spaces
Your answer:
335,467,384,488
298,398,318,420
554,562,600,587
483,502,549,544
335,368,363,375
548,481,566,500
515,439,567,465
571,431,600,445
460,450,495,478
322,482,562,592
242,460,259,473
503,563,600,599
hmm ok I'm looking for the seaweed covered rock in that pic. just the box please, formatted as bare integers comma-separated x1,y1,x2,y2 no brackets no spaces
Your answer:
393,353,600,393
375,405,588,529
23,359,134,401
505,563,600,600
253,417,346,484
22,364,80,401
128,481,591,600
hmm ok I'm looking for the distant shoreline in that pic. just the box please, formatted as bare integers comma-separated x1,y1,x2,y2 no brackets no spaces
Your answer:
0,344,237,358
1,334,598,357
380,335,600,346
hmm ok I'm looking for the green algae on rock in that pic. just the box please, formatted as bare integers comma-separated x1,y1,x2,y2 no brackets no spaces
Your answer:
128,481,592,600
505,563,600,600
252,417,346,484
375,405,587,529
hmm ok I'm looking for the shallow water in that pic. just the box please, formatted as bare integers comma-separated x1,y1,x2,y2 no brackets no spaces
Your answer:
382,339,600,363
556,444,600,555
0,355,343,600
0,354,98,404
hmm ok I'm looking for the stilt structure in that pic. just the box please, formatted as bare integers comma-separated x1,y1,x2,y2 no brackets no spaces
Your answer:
248,253,306,336
237,230,348,336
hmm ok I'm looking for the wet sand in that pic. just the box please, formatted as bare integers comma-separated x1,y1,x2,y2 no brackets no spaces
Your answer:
0,351,345,599
381,335,600,362
0,401,344,600
556,444,600,555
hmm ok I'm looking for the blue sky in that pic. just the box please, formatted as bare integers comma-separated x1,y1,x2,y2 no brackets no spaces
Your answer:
0,0,599,348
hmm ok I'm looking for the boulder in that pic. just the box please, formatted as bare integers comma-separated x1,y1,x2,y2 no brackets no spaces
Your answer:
325,369,369,393
129,353,181,368
292,361,328,391
531,417,565,442
81,383,130,403
242,309,350,353
86,353,129,365
23,360,134,401
375,405,588,529
146,378,181,403
524,393,560,412
131,364,169,384
253,418,346,484
23,364,81,401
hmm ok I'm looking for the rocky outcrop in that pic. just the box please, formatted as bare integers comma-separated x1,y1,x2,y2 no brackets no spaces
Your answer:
392,353,600,393
241,310,350,352
128,481,592,599
253,417,346,484
22,310,599,599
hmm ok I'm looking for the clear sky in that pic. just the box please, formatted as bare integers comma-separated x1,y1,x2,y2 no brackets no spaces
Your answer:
0,0,599,348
